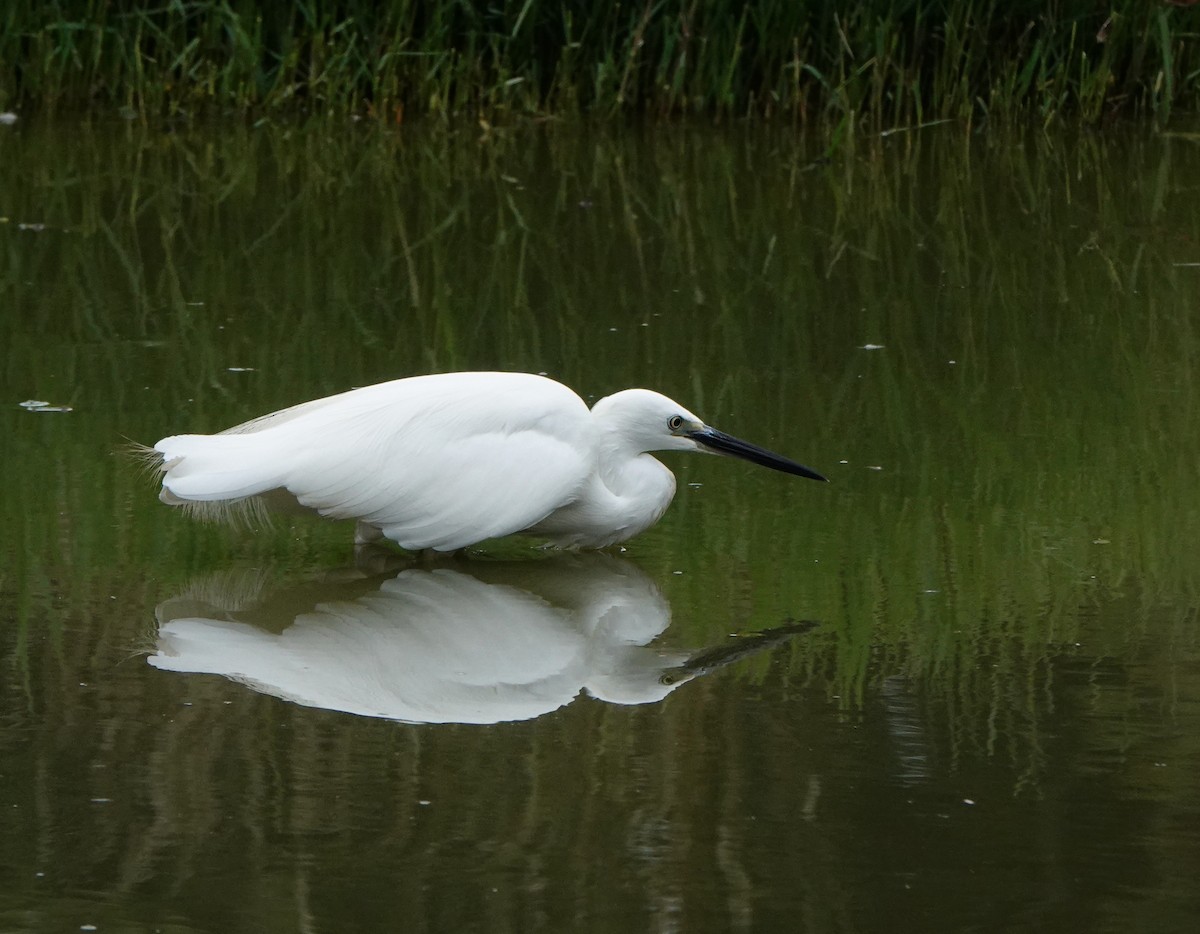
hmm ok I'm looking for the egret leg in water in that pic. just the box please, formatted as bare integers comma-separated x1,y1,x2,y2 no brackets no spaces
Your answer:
146,371,826,551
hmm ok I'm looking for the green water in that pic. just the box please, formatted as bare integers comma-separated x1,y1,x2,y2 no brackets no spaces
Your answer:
2,120,1200,933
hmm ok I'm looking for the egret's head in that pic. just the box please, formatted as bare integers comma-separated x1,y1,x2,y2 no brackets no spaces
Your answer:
591,388,827,481
590,389,705,454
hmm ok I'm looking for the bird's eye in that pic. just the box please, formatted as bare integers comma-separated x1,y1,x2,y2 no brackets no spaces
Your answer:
668,415,684,431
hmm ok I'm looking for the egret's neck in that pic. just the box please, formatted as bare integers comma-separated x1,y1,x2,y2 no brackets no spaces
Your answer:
530,426,678,549
594,432,665,493
587,392,682,511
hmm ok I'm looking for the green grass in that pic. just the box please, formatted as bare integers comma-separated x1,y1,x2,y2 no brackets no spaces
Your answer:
1,1,1199,125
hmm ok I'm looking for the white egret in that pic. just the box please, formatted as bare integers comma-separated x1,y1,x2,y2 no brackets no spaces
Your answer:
148,371,826,551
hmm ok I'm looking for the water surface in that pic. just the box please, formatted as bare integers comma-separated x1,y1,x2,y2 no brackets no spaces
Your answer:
2,120,1200,933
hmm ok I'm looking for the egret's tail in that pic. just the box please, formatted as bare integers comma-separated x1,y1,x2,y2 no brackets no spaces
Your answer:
124,440,168,472
148,433,290,525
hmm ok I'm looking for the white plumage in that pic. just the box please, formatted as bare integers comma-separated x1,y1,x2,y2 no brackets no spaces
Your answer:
150,371,825,551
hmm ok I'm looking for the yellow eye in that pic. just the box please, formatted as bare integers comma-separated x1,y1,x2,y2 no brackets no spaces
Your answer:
668,415,683,431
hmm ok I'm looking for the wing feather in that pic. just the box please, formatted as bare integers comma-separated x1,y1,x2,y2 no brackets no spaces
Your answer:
157,373,594,550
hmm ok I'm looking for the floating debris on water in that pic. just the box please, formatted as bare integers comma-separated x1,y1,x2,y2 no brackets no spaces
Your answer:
226,367,256,372
19,399,73,413
0,112,16,125
861,343,885,350
17,222,46,231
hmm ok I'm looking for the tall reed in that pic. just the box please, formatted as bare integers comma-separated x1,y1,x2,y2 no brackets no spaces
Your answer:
1,1,1198,125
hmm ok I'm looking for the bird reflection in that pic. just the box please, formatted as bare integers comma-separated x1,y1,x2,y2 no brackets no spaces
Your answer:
149,553,812,725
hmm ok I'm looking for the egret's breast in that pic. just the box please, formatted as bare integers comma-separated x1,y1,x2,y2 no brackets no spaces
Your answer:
531,455,676,548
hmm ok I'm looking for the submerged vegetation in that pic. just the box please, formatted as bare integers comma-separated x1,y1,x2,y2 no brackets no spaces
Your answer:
2,1,1200,125
4,112,1200,930
5,122,1200,699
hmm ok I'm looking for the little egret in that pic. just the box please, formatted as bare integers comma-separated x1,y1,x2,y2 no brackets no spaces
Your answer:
148,371,826,551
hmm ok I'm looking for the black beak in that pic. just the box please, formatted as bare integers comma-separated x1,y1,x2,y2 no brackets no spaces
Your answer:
688,427,828,482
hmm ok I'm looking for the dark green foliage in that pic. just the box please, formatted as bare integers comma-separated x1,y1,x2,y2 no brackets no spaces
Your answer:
1,1,1199,124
